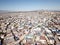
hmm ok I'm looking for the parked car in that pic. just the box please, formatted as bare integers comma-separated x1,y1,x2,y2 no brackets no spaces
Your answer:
49,28,57,36
45,30,53,37
56,30,60,41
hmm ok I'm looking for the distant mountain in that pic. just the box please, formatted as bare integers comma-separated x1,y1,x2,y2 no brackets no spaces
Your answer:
0,10,15,13
0,10,60,13
0,10,9,13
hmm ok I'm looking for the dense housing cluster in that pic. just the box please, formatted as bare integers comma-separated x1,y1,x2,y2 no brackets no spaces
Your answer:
0,11,60,45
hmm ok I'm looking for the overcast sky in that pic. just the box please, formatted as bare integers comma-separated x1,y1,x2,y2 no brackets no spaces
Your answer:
0,0,60,11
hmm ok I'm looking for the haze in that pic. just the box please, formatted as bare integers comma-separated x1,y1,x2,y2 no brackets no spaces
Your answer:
0,0,60,11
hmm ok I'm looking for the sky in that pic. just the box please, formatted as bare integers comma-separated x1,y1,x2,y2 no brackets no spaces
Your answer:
0,0,60,11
